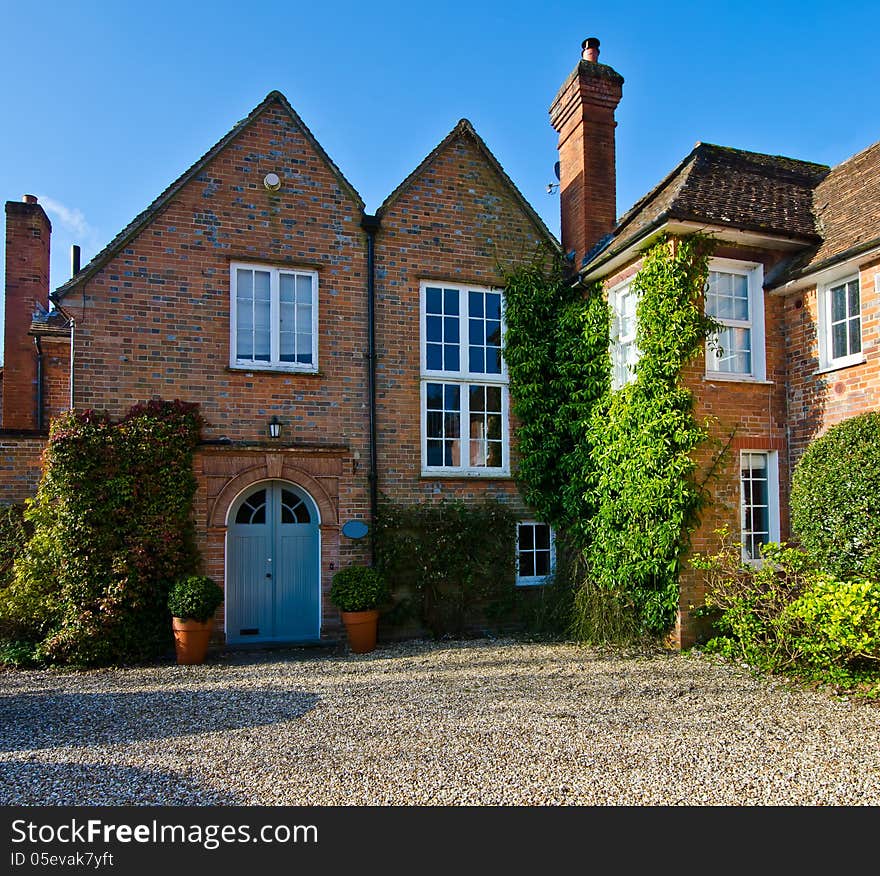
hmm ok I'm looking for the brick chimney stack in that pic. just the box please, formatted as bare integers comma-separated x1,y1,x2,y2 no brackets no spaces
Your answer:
4,195,51,429
549,38,624,268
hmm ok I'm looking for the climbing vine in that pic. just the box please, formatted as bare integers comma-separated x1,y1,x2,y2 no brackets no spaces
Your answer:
504,235,717,638
0,399,204,666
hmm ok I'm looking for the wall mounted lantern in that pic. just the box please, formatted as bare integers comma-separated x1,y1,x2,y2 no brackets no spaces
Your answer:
268,416,281,439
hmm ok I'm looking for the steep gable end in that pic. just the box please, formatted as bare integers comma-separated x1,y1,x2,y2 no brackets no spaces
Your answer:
377,120,560,251
53,91,364,301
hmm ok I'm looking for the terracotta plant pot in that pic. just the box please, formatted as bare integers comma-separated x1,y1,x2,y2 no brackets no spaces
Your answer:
172,617,213,665
340,609,380,654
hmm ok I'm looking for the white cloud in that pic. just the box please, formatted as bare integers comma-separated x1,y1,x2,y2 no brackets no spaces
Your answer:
35,194,97,243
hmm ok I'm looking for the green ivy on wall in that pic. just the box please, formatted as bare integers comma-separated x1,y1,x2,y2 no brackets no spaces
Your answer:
0,399,204,666
504,235,717,639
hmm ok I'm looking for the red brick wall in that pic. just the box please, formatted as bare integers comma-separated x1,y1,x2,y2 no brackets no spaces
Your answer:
36,98,374,641
3,199,50,430
783,256,880,468
0,436,46,504
373,128,550,515
549,62,622,266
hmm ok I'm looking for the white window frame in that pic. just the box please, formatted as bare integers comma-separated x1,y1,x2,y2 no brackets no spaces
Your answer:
818,273,863,371
704,258,766,381
516,520,556,586
739,450,780,565
229,262,319,373
609,280,639,391
419,281,509,476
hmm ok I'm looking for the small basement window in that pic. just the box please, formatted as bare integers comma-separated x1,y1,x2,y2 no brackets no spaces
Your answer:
516,521,555,586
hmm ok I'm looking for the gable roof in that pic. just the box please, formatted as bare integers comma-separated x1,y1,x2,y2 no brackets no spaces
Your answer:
769,138,880,286
583,142,829,272
377,119,560,251
52,91,364,301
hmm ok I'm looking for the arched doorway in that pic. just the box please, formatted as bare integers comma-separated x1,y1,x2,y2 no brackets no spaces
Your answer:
225,481,321,645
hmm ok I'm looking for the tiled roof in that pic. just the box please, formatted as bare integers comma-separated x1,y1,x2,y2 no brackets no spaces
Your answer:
52,91,364,301
771,139,880,284
585,143,829,270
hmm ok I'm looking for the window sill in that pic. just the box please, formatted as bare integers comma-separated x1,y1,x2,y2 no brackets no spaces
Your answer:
515,578,550,588
227,365,323,377
702,374,773,386
420,470,512,480
815,355,866,375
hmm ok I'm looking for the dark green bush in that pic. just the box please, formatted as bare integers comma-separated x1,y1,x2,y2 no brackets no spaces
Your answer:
329,566,389,613
374,498,516,637
0,399,204,666
790,411,880,578
168,575,224,622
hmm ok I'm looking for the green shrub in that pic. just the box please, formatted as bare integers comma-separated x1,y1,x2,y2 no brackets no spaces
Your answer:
0,399,204,666
168,575,224,622
329,566,389,613
783,575,880,683
790,411,880,578
693,530,880,694
374,498,516,637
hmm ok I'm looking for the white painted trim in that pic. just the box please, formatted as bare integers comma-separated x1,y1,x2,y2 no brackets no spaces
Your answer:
608,278,638,391
515,520,556,587
420,280,510,477
817,273,862,370
229,261,320,373
705,257,766,381
419,378,511,477
739,450,780,566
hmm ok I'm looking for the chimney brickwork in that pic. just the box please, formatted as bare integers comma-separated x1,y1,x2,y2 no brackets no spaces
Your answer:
549,38,623,267
4,196,51,430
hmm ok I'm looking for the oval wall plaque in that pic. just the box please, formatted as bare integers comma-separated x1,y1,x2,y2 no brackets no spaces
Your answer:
341,520,369,539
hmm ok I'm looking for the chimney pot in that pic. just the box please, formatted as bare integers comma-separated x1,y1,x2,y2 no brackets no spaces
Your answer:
582,37,600,63
22,194,38,204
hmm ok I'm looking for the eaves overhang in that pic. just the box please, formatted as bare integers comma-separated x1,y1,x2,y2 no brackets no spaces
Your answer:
579,215,816,284
767,236,880,295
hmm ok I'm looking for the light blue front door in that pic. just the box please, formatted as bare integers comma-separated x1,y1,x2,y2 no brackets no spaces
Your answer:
226,482,320,644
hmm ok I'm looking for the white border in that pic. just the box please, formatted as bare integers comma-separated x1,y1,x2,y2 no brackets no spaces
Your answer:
515,521,556,586
419,281,510,477
739,450,780,565
817,272,864,372
229,261,320,373
705,257,766,382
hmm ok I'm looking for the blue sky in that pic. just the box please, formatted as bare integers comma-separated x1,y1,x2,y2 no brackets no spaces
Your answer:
2,0,878,329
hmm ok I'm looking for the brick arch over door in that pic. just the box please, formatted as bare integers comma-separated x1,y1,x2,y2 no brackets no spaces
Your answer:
209,459,339,529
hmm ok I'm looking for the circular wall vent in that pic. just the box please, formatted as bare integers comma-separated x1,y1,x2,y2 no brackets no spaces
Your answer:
263,172,282,191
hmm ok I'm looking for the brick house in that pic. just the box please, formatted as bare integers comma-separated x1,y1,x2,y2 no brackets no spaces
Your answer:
1,91,556,646
553,38,880,646
3,39,878,649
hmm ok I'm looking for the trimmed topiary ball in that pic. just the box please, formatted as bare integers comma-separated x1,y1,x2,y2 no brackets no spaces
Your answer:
329,565,389,613
790,411,880,578
167,575,224,622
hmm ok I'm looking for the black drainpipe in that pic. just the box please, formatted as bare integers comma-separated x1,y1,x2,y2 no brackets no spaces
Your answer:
361,213,381,562
33,336,44,431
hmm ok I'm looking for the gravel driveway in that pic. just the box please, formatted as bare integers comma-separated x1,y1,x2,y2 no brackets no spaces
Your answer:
1,638,878,806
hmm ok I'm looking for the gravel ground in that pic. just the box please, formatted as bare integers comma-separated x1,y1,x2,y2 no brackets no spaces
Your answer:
1,637,879,806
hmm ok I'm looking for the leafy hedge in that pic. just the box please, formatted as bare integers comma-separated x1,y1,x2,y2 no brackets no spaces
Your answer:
374,498,517,637
693,534,880,694
790,411,880,578
0,399,204,666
